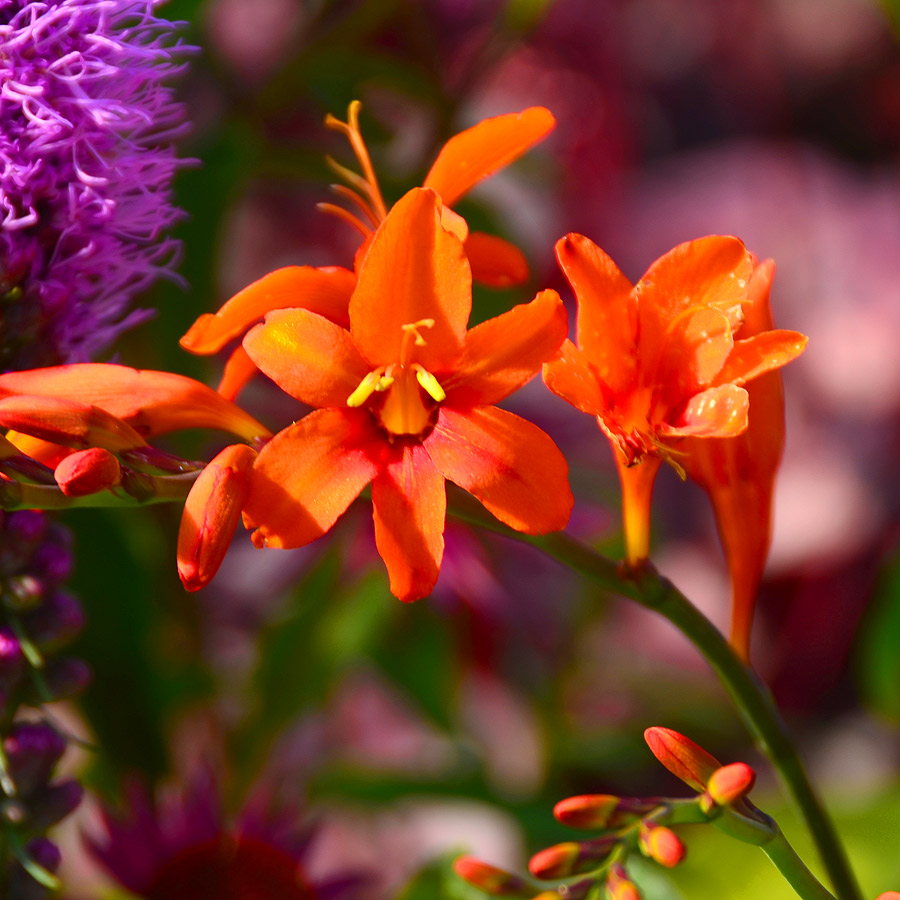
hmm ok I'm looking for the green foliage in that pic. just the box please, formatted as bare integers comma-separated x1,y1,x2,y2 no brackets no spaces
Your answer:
857,552,900,721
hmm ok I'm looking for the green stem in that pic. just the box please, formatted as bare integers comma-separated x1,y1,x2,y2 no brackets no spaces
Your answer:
763,830,839,900
447,492,861,900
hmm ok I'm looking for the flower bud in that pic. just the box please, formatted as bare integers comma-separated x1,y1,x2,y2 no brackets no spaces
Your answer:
29,657,92,702
8,837,61,900
0,395,145,452
453,857,534,898
177,443,257,591
3,574,45,611
554,795,657,830
875,893,900,899
705,762,756,807
21,591,84,650
605,864,641,900
643,727,721,791
4,722,66,795
529,837,618,879
27,779,84,830
638,824,685,868
54,447,121,496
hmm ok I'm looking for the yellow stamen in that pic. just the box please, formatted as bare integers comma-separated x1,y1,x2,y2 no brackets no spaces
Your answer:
347,369,384,407
414,365,446,402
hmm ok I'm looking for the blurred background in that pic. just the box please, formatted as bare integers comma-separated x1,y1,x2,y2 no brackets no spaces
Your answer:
56,0,900,896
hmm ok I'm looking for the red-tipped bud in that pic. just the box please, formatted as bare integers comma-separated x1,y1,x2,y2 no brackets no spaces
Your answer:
605,864,641,900
706,762,756,806
0,396,145,452
54,448,121,497
643,727,721,791
638,824,685,868
875,893,900,899
554,795,658,830
177,444,257,591
529,838,617,879
452,857,533,898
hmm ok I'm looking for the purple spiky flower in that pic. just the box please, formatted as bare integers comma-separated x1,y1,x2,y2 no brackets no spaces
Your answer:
0,0,196,369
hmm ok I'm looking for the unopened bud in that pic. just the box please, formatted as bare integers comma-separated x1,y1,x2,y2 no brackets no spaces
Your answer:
638,824,685,868
27,779,84,830
453,857,533,898
4,722,66,795
705,763,756,807
554,795,657,830
644,727,721,791
30,657,91,701
875,893,900,899
177,443,257,591
54,447,121,497
0,395,145,452
3,574,45,611
8,837,61,900
22,591,84,650
529,837,617,879
605,864,641,900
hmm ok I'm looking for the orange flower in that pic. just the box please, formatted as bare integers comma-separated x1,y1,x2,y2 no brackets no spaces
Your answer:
180,103,555,400
681,260,786,661
240,187,572,602
543,234,807,567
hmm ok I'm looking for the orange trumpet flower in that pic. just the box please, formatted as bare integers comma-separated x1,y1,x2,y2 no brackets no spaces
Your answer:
543,234,807,568
180,103,555,400
682,259,786,661
240,187,572,602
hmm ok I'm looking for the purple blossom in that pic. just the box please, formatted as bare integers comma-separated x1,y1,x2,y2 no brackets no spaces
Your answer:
0,0,196,369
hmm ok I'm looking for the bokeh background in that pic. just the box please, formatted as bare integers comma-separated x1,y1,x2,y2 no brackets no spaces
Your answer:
55,0,900,896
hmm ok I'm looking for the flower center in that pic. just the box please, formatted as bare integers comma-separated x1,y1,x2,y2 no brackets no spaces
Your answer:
346,319,446,437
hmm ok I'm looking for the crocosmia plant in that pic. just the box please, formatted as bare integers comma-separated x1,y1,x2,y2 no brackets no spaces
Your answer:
2,3,900,900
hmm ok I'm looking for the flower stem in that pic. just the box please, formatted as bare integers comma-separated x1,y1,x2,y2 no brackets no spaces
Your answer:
762,830,839,900
446,491,862,900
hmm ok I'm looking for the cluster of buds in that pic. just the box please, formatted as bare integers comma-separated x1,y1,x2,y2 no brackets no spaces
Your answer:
456,727,763,900
0,511,88,897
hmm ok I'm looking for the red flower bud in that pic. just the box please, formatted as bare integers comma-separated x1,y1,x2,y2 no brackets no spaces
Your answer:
554,795,657,830
706,762,756,806
643,727,721,791
54,448,121,497
0,395,145,451
875,893,900,899
177,444,257,591
453,857,533,898
638,824,685,868
605,864,641,900
529,838,617,879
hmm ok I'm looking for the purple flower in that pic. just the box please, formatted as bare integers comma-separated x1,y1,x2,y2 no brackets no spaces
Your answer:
0,0,196,369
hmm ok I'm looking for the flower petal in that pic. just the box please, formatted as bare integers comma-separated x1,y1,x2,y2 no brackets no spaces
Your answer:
445,289,567,407
243,309,369,408
555,234,636,395
660,384,749,438
0,365,270,443
180,265,355,354
350,188,470,369
542,340,608,417
464,232,529,287
372,443,445,602
713,330,808,387
423,107,556,207
217,345,258,401
426,406,572,534
243,408,381,549
654,306,734,412
177,443,257,591
636,236,753,376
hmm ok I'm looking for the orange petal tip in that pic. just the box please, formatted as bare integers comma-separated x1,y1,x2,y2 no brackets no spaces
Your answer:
706,762,756,806
644,726,722,791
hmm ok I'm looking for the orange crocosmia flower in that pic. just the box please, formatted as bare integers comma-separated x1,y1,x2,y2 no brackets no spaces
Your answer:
682,259,787,662
542,234,808,567
179,103,555,400
240,187,572,602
